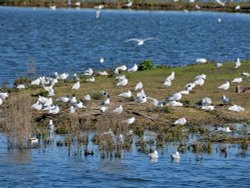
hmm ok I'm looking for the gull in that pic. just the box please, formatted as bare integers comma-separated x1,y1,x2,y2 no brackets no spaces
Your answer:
228,105,245,112
101,97,110,106
17,84,25,89
148,97,164,107
84,94,91,101
72,81,80,90
218,81,230,91
116,77,128,87
38,95,48,104
83,68,94,76
201,105,215,111
235,58,241,69
193,78,205,86
171,151,181,160
163,79,172,87
99,57,104,64
32,101,43,111
57,96,70,103
167,92,182,101
217,127,232,133
118,90,132,98
216,0,225,6
128,64,138,72
196,97,212,106
122,0,133,8
29,137,39,144
100,90,109,97
0,92,8,99
149,150,158,159
166,100,183,107
195,74,206,80
94,4,104,9
122,117,135,124
31,78,41,86
48,105,60,114
174,117,187,125
73,100,86,109
241,72,250,78
75,2,80,6
55,72,69,80
235,5,240,10
98,71,108,76
195,4,201,10
70,95,77,104
49,120,55,139
100,105,108,113
43,98,53,107
73,73,80,81
50,5,56,10
96,9,101,19
221,95,230,105
114,65,127,74
179,90,189,95
135,90,147,103
0,98,3,106
196,58,207,64
166,71,175,81
69,106,76,113
216,62,223,67
47,88,55,97
87,77,95,82
231,77,242,83
125,37,155,46
185,83,196,92
135,81,143,91
112,105,123,114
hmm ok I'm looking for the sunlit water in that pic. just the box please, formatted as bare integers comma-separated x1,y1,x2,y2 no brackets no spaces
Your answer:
0,7,250,84
1,7,250,187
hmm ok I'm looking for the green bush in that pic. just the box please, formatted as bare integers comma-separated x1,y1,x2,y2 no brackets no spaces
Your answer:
138,59,154,71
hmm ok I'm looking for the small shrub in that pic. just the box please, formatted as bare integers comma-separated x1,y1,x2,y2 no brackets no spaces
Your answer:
138,59,154,71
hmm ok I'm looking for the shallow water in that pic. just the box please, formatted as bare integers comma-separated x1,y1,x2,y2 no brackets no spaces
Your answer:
0,132,250,187
0,7,250,84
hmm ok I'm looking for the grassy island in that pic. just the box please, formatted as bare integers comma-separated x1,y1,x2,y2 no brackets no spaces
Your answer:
0,60,249,153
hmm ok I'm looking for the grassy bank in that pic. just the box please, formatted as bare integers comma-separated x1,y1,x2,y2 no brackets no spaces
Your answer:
0,60,250,150
1,1,250,13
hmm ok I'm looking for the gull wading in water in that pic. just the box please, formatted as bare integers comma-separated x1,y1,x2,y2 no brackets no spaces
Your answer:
149,150,158,159
171,151,181,160
125,37,155,46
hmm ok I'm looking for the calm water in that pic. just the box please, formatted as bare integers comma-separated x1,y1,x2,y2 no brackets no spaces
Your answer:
0,7,250,84
0,133,250,187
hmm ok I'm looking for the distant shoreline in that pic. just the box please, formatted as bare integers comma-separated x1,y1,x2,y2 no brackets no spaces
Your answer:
1,2,250,13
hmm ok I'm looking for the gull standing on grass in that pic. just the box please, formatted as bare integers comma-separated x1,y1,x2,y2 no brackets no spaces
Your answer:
72,81,80,90
135,81,143,91
122,117,135,124
125,37,155,46
174,117,187,125
128,64,138,72
118,90,132,98
218,81,230,91
231,77,242,83
235,58,241,69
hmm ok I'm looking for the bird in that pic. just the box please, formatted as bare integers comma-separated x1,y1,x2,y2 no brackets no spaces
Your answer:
201,105,215,111
83,68,94,76
31,101,43,111
231,77,242,83
163,79,172,87
122,0,133,8
216,0,225,7
135,81,143,91
84,94,91,101
196,97,212,106
148,97,164,107
166,71,175,81
17,84,25,89
49,120,55,139
216,62,223,67
114,65,127,74
128,64,138,72
112,105,123,114
49,5,56,10
125,37,155,46
101,97,110,106
179,90,189,95
218,81,230,91
122,117,135,124
171,151,181,160
166,100,183,107
217,127,232,133
86,77,95,82
193,78,205,86
29,137,39,144
70,95,77,104
99,57,104,64
196,58,207,64
228,105,245,112
118,90,132,98
72,81,80,90
74,100,86,109
135,90,147,103
57,96,70,103
96,9,101,19
98,71,108,76
0,92,8,99
48,105,60,114
235,58,241,69
167,92,182,101
31,78,41,86
241,72,250,78
235,5,240,10
221,95,231,105
100,105,108,113
195,4,201,10
116,77,128,87
149,150,158,159
195,74,206,80
174,117,187,125
0,98,3,106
